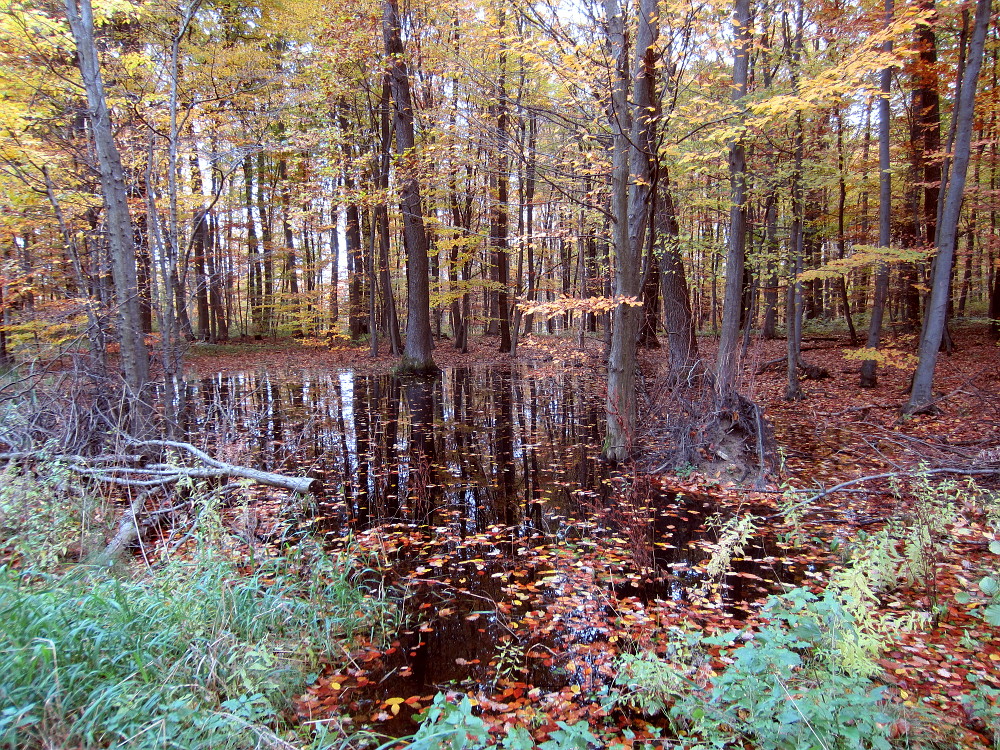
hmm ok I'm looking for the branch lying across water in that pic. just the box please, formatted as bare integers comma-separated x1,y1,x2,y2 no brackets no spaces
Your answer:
0,439,319,495
765,466,1000,521
2,439,318,564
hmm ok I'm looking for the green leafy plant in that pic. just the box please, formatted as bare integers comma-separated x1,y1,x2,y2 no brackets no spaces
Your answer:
405,695,491,750
0,458,109,571
963,679,1000,749
402,694,600,750
493,635,526,683
606,628,702,718
703,513,756,583
842,472,986,622
957,540,1000,626
672,587,895,749
605,586,899,749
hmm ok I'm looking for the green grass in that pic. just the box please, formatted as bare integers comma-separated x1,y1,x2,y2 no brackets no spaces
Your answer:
0,544,384,749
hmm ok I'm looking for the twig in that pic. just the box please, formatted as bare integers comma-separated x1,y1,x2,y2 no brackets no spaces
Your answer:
765,466,999,521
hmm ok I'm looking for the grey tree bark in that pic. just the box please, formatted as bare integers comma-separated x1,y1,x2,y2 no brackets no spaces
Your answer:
65,0,150,420
905,0,991,414
785,0,805,401
604,0,658,461
383,0,437,374
715,0,752,394
860,0,894,388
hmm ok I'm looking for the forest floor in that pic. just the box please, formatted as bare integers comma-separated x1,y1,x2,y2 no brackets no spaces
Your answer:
185,324,1000,749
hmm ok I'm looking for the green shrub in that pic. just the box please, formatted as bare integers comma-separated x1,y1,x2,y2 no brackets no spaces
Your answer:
0,458,109,571
399,694,599,750
608,587,897,750
679,588,893,749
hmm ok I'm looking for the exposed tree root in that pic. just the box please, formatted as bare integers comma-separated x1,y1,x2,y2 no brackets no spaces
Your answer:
642,372,777,485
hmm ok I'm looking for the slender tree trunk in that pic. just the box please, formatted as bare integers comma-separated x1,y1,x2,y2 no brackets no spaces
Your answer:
786,110,805,401
329,201,340,333
377,77,403,355
65,0,150,424
715,0,752,393
906,0,990,414
523,115,537,338
786,3,805,401
492,9,512,353
836,109,858,344
257,153,274,337
861,0,894,388
990,268,1000,338
193,209,211,340
277,155,302,337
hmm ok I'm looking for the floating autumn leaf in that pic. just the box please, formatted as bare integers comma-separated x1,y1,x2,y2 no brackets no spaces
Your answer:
382,697,406,716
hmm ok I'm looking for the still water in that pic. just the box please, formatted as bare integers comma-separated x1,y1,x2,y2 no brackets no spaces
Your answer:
180,365,809,716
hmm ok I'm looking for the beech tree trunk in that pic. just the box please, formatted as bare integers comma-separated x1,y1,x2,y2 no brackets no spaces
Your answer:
906,0,990,413
860,0,894,388
715,0,752,394
785,2,805,402
605,0,657,461
383,0,436,374
65,0,150,424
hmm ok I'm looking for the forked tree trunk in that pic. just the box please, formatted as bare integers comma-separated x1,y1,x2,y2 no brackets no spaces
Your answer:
605,0,657,461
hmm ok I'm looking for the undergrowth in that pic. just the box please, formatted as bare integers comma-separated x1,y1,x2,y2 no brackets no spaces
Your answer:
0,544,384,749
0,465,390,749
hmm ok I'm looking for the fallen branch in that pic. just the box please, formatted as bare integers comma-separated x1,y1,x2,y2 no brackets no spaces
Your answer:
755,356,830,379
97,486,164,565
765,466,999,521
128,439,320,494
0,441,319,494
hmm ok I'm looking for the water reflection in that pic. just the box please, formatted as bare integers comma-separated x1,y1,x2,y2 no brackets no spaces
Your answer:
190,367,606,538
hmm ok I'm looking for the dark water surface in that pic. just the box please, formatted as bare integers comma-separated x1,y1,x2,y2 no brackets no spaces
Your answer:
185,365,814,723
